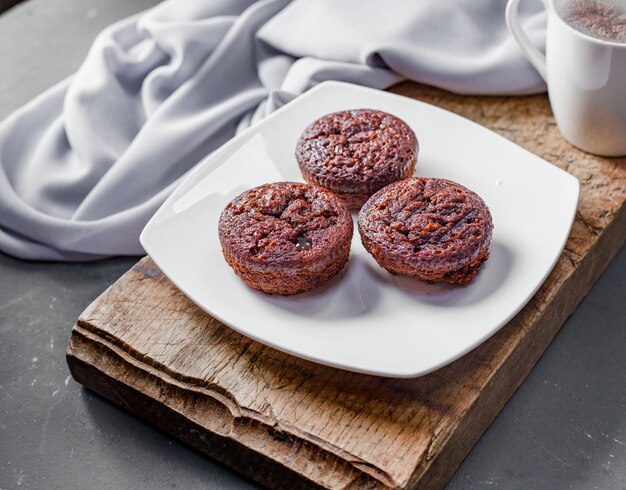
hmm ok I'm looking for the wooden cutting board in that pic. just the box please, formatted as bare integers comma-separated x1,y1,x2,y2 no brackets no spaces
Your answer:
66,82,626,490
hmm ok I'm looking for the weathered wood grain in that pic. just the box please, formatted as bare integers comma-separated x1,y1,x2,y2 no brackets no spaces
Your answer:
67,82,626,490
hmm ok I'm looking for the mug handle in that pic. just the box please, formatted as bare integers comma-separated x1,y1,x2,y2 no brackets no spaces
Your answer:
505,0,548,81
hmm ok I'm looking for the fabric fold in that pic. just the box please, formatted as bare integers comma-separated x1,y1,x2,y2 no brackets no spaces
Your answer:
0,0,546,261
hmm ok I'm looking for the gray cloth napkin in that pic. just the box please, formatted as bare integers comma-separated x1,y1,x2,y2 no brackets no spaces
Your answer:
0,0,545,260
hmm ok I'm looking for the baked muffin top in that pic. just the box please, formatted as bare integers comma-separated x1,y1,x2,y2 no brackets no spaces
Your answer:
296,109,417,194
219,182,352,267
358,177,493,274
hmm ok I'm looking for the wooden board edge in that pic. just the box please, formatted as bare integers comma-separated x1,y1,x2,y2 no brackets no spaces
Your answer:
410,204,626,489
65,206,626,490
66,326,388,490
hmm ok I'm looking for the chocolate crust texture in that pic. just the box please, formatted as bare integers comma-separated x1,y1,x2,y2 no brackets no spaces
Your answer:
219,182,353,295
296,109,418,209
358,177,493,285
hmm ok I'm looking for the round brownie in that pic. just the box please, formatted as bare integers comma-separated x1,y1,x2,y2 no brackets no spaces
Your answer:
295,109,418,209
218,182,353,295
358,177,493,285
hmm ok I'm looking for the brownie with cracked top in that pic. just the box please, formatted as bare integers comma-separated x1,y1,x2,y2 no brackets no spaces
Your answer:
296,109,418,209
218,182,353,295
358,177,493,285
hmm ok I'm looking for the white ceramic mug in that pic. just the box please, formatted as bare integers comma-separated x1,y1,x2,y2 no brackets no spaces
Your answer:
506,0,626,156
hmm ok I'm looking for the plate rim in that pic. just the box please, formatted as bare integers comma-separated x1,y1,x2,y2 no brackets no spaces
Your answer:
140,81,580,378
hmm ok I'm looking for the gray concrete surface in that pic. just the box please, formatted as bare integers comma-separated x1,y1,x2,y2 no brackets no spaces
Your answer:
0,1,624,488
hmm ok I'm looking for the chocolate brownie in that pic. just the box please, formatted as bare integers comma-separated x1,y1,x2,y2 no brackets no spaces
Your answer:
358,177,493,285
295,109,418,209
218,182,353,295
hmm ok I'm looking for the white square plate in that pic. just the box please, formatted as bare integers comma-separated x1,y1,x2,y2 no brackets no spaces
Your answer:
140,81,579,378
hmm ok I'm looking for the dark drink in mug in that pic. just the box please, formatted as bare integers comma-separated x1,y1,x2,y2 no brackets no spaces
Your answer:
561,0,626,43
